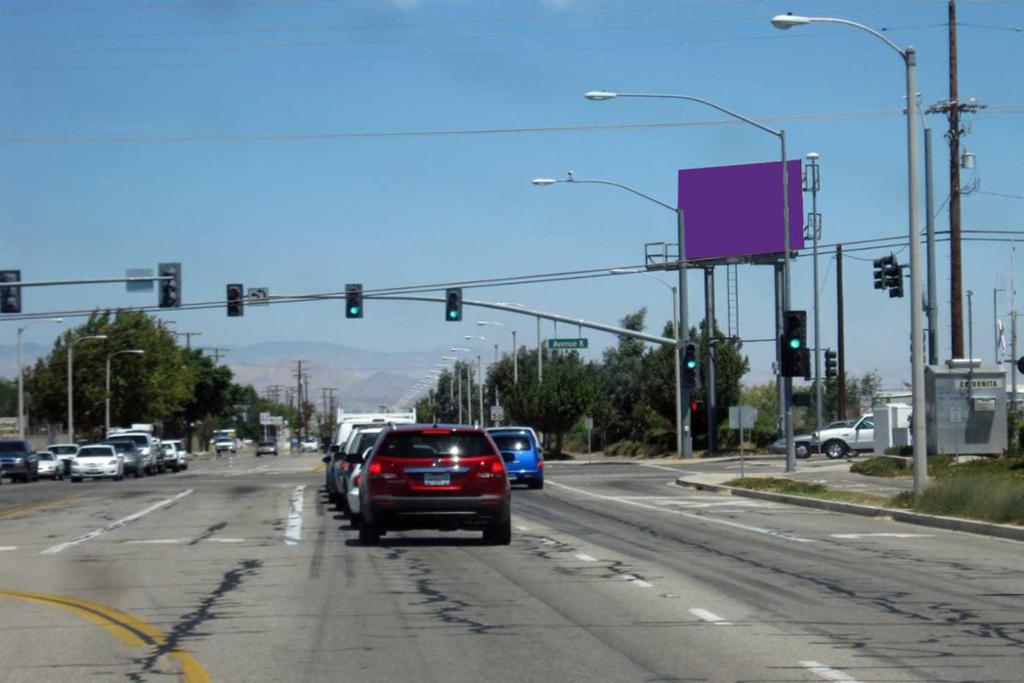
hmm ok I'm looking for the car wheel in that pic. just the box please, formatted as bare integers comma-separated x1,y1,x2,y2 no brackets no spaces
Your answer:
527,478,543,490
71,477,81,483
823,440,849,459
359,521,380,545
483,517,512,546
349,513,361,529
795,442,811,459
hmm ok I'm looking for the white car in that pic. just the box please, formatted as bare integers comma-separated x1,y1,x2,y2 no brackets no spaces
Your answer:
105,433,159,474
344,446,377,528
335,427,384,512
36,451,64,480
48,443,79,476
214,438,236,454
814,415,875,459
160,440,187,471
71,445,124,482
300,438,321,453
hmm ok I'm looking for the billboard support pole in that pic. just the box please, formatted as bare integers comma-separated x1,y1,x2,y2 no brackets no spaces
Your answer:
704,267,717,453
781,131,796,474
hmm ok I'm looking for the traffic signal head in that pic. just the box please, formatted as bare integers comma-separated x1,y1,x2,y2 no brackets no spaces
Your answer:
226,283,244,317
158,262,181,308
0,270,21,314
781,310,809,378
682,343,698,389
824,348,838,379
887,261,904,298
445,288,462,322
345,283,363,319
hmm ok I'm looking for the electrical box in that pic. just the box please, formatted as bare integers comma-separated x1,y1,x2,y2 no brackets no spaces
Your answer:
925,364,1007,455
872,403,913,454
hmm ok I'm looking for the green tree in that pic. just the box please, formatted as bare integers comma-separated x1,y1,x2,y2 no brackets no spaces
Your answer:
25,310,194,439
599,308,649,444
504,351,598,454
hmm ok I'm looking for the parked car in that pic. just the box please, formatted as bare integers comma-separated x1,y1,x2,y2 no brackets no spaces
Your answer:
214,437,236,455
103,440,146,478
324,444,344,501
105,432,160,474
71,444,124,482
48,443,79,478
486,427,544,489
345,447,375,529
0,440,39,483
256,440,278,457
336,427,385,513
160,440,186,472
815,415,875,459
335,428,385,511
301,438,321,453
770,420,857,459
358,425,511,545
35,451,64,480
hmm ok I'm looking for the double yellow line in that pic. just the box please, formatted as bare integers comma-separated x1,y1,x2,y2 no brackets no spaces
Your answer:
0,493,79,520
0,589,211,682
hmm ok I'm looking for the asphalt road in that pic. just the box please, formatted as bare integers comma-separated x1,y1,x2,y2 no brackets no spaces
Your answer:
1,455,1021,682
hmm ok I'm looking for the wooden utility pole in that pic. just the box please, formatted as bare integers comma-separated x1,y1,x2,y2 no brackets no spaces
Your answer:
836,244,847,419
948,0,964,360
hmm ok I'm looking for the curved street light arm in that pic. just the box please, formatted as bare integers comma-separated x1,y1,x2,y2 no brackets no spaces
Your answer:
612,93,782,138
798,17,907,60
563,177,676,213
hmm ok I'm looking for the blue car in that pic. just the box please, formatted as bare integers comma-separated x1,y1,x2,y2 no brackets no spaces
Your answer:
487,427,543,489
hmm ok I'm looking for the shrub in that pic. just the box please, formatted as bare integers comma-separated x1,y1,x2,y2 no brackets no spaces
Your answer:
851,456,908,477
914,474,1024,524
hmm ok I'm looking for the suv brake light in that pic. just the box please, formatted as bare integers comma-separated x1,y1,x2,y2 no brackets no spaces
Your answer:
477,458,505,479
368,461,397,480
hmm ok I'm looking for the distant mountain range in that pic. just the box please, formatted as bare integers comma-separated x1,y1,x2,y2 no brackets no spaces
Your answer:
221,341,447,411
0,341,444,411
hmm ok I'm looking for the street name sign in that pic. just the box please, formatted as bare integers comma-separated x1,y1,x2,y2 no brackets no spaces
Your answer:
490,405,504,422
547,338,588,350
248,287,270,306
126,268,154,292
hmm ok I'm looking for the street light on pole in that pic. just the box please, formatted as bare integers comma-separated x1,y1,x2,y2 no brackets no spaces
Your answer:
16,317,63,439
450,347,471,424
533,173,693,459
465,336,488,426
478,321,518,384
67,334,108,442
583,88,795,470
770,12,927,494
105,349,145,437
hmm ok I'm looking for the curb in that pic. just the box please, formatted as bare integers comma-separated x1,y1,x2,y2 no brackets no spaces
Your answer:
676,477,1024,543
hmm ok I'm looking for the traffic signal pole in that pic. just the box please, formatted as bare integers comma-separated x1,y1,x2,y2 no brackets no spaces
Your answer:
677,209,692,459
837,244,847,420
704,268,716,453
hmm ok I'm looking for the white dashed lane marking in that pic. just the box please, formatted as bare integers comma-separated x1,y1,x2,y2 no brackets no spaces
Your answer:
284,484,306,545
573,553,598,562
689,608,732,625
800,660,862,682
41,489,194,555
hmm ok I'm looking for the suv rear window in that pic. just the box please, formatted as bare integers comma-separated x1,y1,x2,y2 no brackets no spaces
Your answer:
377,432,495,459
79,447,114,458
348,431,381,455
108,435,147,447
491,435,533,451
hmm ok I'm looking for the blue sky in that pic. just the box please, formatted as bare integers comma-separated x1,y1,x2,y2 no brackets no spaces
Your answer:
2,0,1022,393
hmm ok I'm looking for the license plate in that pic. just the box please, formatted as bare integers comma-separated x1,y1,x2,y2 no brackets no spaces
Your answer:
423,473,450,486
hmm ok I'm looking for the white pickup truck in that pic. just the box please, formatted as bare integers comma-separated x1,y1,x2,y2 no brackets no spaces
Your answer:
814,414,875,458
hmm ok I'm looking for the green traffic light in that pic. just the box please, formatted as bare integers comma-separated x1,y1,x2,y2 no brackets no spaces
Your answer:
685,360,697,369
788,338,801,349
350,306,360,315
448,310,458,319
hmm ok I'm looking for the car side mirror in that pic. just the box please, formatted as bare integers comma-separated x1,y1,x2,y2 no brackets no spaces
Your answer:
321,455,331,464
345,452,362,465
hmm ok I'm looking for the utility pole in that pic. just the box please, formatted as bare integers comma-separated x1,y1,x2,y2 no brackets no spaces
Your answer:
805,152,823,430
293,360,305,440
173,330,202,349
201,347,228,364
925,127,940,365
967,290,974,362
949,0,964,359
993,288,1005,365
923,1,984,359
704,268,717,452
836,244,847,419
1013,310,1019,414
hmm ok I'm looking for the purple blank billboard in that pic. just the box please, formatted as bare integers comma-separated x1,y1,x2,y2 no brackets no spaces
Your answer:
677,160,804,261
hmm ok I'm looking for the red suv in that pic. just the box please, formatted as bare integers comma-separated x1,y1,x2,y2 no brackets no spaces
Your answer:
357,425,511,545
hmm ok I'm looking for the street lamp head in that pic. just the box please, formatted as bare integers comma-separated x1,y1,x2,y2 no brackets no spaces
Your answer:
610,268,643,275
771,13,811,29
806,151,819,160
51,318,64,324
531,178,557,186
126,349,145,355
584,90,617,101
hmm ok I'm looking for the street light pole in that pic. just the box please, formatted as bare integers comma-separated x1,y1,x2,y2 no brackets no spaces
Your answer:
536,174,692,458
105,349,145,438
772,12,927,495
16,318,63,439
806,152,823,431
581,92,792,463
67,334,107,442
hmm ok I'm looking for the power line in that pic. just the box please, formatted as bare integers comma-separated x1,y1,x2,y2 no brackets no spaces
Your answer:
0,108,909,143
